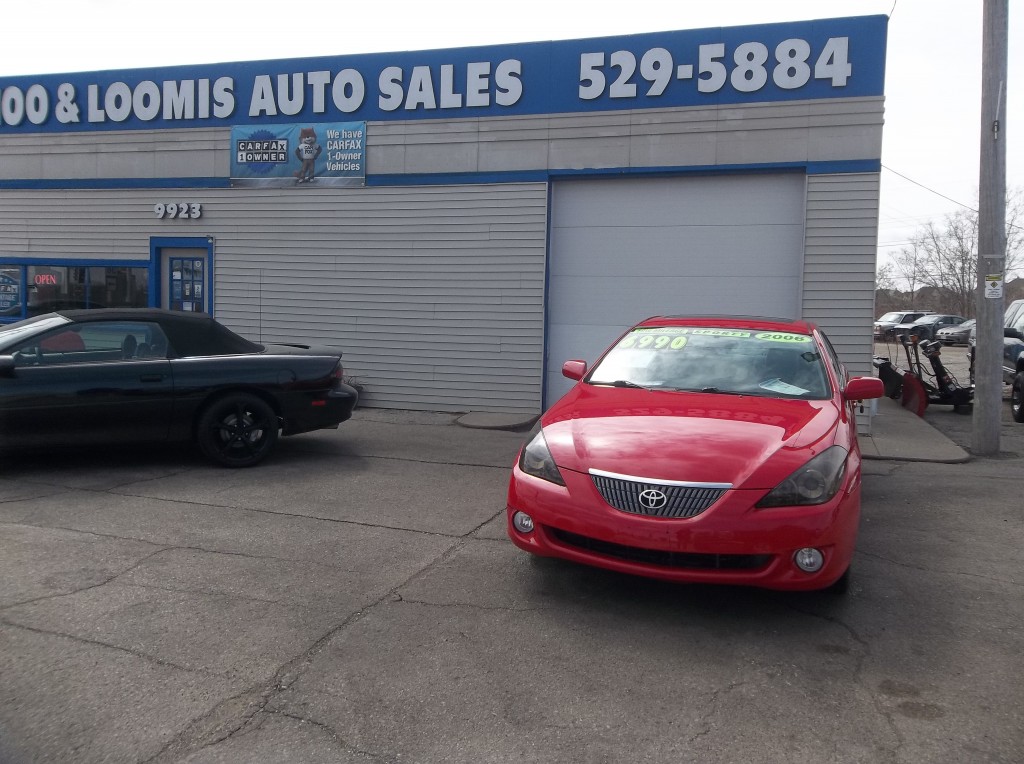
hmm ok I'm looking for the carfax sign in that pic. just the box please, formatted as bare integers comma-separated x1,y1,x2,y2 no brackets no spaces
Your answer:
0,16,886,133
0,273,19,312
231,122,365,186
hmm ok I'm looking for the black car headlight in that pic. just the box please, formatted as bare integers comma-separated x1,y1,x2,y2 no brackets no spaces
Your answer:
756,446,848,508
518,431,565,486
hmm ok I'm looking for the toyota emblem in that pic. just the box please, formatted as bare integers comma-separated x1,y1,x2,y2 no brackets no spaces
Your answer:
638,488,668,511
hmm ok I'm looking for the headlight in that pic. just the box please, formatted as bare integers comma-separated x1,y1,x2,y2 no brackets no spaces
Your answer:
756,446,848,508
518,431,565,486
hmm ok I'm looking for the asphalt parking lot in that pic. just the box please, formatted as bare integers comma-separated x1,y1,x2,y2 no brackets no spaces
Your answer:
2,371,1022,762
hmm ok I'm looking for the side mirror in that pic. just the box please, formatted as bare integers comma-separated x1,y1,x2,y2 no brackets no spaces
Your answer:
562,360,587,381
843,376,884,402
1003,327,1023,340
0,355,15,377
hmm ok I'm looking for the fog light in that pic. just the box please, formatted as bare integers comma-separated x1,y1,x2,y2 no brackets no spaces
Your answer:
512,511,535,533
794,548,824,573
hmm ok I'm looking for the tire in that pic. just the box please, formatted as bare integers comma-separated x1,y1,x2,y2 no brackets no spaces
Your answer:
197,393,279,467
1012,372,1024,424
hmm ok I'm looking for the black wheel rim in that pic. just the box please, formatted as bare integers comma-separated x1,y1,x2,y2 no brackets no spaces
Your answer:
1013,385,1022,416
209,402,270,461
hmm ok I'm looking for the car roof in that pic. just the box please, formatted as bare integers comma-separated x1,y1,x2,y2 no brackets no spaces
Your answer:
53,308,263,356
637,315,817,333
57,308,212,325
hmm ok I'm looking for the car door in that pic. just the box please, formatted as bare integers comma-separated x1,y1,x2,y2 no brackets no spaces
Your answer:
0,320,175,447
1004,307,1024,383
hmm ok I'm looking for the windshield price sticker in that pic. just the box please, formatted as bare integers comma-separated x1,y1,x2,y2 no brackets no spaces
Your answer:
579,37,851,101
754,332,812,343
618,333,688,350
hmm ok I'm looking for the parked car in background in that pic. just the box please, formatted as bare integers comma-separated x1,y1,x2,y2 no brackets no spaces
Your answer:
873,310,931,340
893,313,967,342
936,318,976,346
993,300,1024,422
0,309,359,466
968,300,1024,416
506,315,884,592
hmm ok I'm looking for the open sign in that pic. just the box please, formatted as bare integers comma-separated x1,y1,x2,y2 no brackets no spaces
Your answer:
33,273,59,286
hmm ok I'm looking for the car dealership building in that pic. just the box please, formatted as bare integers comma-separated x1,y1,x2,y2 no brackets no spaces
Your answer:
0,15,887,413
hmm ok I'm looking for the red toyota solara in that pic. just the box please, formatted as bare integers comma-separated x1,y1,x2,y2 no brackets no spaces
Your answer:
507,316,884,592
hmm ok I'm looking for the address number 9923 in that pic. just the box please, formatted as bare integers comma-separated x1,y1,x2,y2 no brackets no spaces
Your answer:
154,202,202,219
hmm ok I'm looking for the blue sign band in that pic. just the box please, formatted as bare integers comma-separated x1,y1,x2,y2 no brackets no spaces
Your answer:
0,16,886,134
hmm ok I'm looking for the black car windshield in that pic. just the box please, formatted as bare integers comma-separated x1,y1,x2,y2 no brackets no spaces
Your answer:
587,326,831,399
0,315,70,352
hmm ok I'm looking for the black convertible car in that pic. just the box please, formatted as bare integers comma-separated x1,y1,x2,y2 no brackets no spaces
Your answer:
0,309,359,466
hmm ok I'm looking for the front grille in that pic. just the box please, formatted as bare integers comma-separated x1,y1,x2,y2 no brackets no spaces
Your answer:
591,473,726,518
552,529,772,571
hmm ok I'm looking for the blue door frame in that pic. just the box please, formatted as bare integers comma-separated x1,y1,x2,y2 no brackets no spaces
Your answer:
150,236,214,314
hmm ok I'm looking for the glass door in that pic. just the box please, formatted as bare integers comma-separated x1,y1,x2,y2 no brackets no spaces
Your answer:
160,248,209,312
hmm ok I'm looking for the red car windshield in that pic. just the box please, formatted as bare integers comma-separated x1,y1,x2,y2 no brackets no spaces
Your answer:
587,326,831,399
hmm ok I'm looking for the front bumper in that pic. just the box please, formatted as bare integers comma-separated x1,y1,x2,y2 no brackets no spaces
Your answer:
506,463,861,591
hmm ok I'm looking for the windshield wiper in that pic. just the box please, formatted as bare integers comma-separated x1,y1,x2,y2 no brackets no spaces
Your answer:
699,387,748,396
592,379,649,389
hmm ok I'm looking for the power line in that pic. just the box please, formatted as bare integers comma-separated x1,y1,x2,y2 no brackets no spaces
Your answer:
881,165,1023,233
881,165,976,211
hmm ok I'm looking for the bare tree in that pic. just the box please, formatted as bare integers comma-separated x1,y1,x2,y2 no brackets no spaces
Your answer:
914,207,978,316
888,240,928,301
876,262,898,292
884,188,1023,316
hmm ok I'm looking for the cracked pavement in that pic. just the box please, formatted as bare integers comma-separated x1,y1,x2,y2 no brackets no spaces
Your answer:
1,406,1022,763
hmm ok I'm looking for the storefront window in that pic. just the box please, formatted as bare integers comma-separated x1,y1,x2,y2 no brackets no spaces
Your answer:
88,266,148,311
0,264,149,321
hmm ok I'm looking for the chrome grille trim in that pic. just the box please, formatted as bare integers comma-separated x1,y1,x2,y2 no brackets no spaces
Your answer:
588,468,731,490
589,470,730,519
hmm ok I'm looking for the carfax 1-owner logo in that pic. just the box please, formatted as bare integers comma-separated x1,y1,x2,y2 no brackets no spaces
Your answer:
230,122,365,187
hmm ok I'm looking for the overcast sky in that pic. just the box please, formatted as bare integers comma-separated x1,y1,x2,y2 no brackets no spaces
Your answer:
3,0,1020,281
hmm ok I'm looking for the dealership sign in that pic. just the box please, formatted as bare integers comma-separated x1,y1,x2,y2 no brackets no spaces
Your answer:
0,273,18,311
230,122,365,187
0,16,886,133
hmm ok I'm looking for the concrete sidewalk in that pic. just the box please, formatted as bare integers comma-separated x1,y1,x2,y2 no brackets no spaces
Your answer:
859,396,970,463
459,395,972,464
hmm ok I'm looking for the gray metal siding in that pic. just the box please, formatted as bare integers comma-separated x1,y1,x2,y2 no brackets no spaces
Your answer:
802,172,881,377
802,172,880,434
0,184,548,413
214,184,548,413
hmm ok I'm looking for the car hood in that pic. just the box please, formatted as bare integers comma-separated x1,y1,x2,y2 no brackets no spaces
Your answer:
540,387,845,490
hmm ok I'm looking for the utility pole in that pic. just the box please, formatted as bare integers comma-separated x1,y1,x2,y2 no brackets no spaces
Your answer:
972,0,1008,455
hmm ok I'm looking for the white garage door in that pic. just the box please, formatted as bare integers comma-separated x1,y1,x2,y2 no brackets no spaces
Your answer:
545,173,807,406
